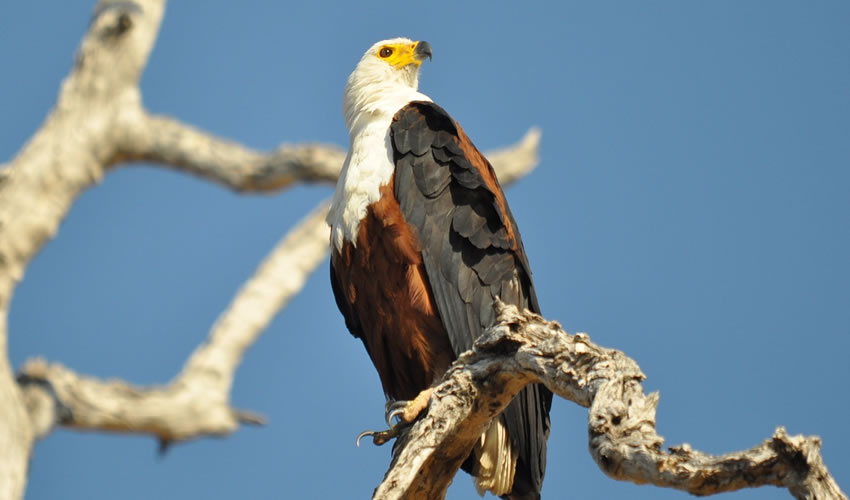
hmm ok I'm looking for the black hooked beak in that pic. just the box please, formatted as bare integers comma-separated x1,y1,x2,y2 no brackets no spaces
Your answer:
415,41,433,62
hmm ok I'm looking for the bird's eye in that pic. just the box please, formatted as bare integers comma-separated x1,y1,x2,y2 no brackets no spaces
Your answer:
379,47,393,58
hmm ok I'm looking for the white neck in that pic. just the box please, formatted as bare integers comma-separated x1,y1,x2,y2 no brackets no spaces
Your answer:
327,82,431,252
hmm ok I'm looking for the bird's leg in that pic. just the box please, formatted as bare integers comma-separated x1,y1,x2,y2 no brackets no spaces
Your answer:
356,387,434,447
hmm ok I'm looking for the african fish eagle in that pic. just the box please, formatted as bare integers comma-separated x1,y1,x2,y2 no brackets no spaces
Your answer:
328,38,552,499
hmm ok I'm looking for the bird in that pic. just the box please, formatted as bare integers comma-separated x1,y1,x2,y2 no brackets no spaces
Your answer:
328,38,552,499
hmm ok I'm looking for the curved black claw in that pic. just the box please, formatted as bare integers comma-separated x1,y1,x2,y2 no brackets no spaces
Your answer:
358,394,432,447
356,427,401,447
356,430,375,447
385,400,409,427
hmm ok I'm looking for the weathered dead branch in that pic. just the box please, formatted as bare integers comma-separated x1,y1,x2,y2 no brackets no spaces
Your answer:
371,304,846,500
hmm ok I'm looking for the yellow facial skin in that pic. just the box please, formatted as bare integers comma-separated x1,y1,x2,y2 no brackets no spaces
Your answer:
376,41,427,69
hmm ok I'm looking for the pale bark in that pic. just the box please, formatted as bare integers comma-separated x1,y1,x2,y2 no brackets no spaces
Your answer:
118,114,348,191
372,304,846,500
0,2,167,497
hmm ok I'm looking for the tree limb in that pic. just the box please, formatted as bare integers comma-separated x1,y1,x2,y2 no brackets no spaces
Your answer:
117,114,347,191
372,304,846,500
0,1,167,497
116,113,540,192
13,201,328,445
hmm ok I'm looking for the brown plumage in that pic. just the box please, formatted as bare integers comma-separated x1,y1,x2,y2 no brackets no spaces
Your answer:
330,179,453,400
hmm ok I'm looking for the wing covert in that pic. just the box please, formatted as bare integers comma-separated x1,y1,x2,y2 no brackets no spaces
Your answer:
391,101,537,351
391,101,552,496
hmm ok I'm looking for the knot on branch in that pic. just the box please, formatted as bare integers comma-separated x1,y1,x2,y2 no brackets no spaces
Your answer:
770,427,843,498
16,361,74,440
479,301,563,352
772,427,813,474
92,2,141,40
589,377,663,480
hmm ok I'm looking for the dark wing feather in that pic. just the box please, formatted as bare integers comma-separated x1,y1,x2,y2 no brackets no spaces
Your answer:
391,101,552,498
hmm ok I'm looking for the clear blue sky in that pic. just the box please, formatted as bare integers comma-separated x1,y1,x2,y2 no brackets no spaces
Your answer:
2,1,848,499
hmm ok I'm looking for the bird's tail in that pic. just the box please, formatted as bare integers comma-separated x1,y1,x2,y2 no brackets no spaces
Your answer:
464,383,550,500
471,418,517,497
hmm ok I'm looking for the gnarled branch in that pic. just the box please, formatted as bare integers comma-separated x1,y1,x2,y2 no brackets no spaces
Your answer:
117,114,347,191
372,304,846,500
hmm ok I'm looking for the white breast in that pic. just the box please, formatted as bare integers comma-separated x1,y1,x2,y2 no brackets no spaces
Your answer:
327,117,396,251
327,87,432,252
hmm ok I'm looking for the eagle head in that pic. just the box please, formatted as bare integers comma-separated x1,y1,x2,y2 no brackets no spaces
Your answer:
343,38,433,131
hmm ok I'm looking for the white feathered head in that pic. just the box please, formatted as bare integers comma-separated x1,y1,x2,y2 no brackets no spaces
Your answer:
343,38,433,131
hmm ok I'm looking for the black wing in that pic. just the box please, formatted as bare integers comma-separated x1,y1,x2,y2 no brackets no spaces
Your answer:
391,101,552,498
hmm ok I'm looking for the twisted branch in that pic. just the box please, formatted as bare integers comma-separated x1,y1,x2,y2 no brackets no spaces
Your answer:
372,305,846,500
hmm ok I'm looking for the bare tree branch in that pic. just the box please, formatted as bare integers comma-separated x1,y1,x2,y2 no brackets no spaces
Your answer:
0,1,167,496
117,114,540,192
372,304,847,500
118,114,347,191
17,358,263,446
14,202,327,445
485,128,541,185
